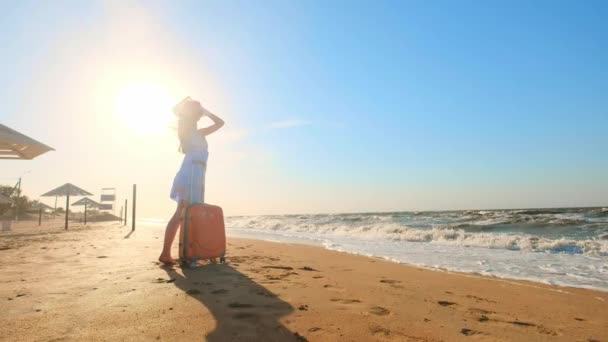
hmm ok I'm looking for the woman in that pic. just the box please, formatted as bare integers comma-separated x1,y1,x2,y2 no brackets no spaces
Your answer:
159,97,224,265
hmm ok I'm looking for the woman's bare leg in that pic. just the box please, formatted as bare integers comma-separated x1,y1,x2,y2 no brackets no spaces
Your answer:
158,203,184,264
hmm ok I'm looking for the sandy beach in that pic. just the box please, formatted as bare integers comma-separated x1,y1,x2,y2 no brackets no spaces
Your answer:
1,221,606,342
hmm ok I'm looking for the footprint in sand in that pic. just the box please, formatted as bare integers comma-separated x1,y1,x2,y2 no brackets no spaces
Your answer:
211,289,228,294
186,289,201,295
437,300,457,307
299,266,318,271
262,266,294,270
331,298,361,304
461,328,483,336
369,306,390,316
369,325,391,336
298,304,309,311
155,278,176,284
466,294,497,303
509,321,536,327
264,272,298,281
468,308,494,315
380,279,404,288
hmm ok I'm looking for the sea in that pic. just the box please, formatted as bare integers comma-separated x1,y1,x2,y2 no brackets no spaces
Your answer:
142,207,608,291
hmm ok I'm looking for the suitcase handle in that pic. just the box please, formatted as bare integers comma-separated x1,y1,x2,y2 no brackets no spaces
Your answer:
182,158,206,263
189,160,206,205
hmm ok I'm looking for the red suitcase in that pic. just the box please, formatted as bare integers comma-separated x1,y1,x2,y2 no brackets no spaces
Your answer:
179,204,226,268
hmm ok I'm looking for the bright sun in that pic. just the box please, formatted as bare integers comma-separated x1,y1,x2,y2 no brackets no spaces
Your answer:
114,82,175,134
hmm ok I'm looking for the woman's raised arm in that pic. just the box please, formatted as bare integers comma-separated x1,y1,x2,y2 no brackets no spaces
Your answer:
198,106,225,136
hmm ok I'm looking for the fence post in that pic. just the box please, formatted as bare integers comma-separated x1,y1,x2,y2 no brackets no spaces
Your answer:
132,184,136,231
65,194,69,230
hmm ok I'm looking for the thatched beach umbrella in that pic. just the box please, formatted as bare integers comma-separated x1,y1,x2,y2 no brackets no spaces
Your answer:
72,197,101,225
35,202,54,226
37,202,53,212
41,183,93,230
0,124,54,159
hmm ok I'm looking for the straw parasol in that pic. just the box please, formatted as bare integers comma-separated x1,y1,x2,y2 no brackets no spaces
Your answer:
72,197,101,225
41,183,93,230
0,124,54,159
72,197,101,208
37,202,54,211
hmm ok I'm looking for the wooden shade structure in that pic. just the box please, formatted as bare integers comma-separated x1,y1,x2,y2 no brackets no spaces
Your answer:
0,124,54,160
37,202,54,211
72,197,101,225
35,202,54,226
72,197,101,208
41,183,93,230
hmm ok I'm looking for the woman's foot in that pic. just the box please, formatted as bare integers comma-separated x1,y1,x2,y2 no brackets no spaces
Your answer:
158,255,176,265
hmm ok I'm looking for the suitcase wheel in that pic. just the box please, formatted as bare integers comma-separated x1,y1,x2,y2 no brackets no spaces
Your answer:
188,261,197,269
220,256,226,264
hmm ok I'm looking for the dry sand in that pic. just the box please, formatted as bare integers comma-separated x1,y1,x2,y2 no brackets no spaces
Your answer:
1,221,606,341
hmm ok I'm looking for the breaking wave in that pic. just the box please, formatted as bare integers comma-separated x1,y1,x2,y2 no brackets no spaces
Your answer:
226,208,608,256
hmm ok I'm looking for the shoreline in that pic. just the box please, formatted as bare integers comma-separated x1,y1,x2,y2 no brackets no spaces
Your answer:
1,222,606,341
311,243,608,294
231,233,608,293
225,229,608,293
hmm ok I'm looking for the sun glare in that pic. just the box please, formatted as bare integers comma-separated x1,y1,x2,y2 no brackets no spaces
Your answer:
113,82,175,134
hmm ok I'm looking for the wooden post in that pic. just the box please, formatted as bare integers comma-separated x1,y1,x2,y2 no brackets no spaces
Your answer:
65,194,70,230
131,184,136,231
38,207,42,226
124,199,128,226
84,200,88,225
14,177,21,221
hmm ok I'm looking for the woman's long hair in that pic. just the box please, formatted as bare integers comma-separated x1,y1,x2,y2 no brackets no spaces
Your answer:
174,97,200,153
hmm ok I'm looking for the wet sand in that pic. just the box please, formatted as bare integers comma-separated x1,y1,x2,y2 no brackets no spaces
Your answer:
1,221,606,341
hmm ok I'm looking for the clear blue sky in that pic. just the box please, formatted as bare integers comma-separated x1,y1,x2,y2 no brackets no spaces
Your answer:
1,1,607,216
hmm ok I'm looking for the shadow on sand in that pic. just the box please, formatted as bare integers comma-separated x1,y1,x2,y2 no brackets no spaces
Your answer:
164,264,301,341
